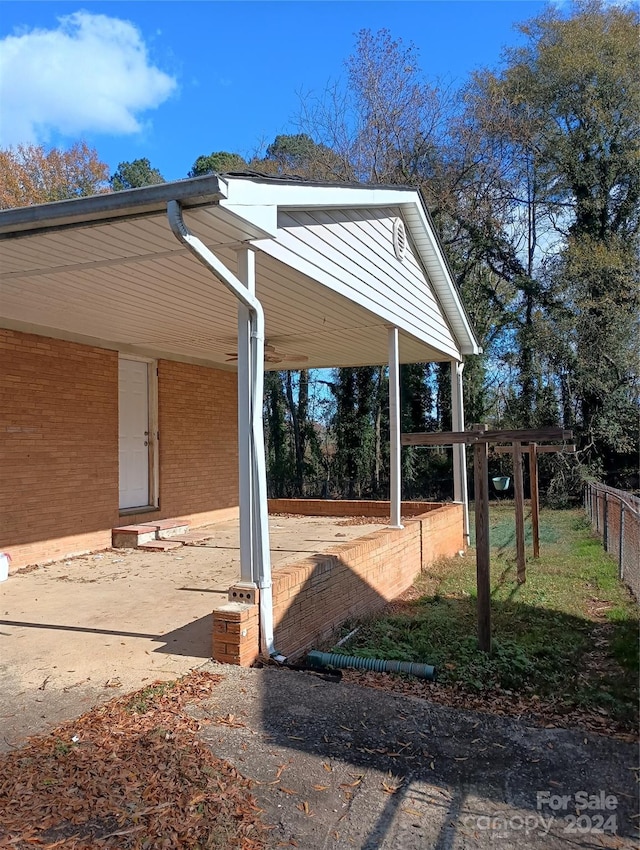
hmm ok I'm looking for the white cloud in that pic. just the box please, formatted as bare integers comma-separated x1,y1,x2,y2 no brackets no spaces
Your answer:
0,11,177,146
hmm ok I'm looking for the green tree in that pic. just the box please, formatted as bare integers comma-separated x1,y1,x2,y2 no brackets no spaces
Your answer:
264,372,289,497
284,369,315,497
266,134,317,172
249,133,346,181
330,367,377,498
188,151,247,177
110,158,165,191
477,1,640,478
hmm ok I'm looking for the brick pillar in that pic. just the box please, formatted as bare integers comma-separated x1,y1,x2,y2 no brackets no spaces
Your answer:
212,601,260,666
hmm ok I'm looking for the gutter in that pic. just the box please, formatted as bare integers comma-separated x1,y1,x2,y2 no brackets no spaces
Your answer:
0,174,228,237
167,199,278,658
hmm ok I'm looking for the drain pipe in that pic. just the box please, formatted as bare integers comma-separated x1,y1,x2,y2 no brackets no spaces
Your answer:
167,200,278,659
307,650,436,681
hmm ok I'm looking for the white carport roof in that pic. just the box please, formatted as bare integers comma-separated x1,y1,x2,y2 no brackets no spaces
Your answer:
0,174,480,368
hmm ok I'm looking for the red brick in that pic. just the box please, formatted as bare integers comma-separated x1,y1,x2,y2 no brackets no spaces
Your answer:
1,330,240,570
270,502,464,660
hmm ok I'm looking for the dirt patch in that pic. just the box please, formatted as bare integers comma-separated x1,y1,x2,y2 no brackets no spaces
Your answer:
340,670,638,741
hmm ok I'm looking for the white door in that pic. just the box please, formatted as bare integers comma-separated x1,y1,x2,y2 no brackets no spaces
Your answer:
119,358,150,509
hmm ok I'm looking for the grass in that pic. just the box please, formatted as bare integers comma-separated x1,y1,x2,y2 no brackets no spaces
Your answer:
332,506,639,726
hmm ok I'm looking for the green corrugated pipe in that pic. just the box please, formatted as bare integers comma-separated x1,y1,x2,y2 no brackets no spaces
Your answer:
307,650,436,681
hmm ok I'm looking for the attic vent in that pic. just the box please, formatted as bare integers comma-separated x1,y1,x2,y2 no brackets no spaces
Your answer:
392,217,407,261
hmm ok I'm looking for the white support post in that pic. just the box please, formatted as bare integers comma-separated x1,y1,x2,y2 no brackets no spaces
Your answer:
388,327,403,529
451,360,470,545
236,247,256,583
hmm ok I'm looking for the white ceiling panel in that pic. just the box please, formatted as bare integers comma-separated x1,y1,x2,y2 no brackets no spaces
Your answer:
0,177,476,369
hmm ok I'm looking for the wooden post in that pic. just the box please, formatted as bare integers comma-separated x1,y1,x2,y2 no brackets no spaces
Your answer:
399,425,573,647
495,442,574,561
473,424,491,653
603,493,609,552
513,441,526,583
529,442,540,559
619,504,625,580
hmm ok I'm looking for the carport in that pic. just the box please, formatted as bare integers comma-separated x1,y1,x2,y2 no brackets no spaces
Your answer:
0,173,480,659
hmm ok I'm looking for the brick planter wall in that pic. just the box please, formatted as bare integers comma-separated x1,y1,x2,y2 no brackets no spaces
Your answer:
268,501,464,659
268,498,443,518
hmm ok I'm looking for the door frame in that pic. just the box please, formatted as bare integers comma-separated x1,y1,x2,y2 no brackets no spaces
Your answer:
118,354,159,514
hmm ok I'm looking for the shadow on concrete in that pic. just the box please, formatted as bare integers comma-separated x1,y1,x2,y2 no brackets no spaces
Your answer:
247,663,638,848
243,546,639,848
0,615,214,658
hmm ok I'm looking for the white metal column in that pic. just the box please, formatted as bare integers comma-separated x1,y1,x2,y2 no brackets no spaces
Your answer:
388,327,403,529
451,360,470,545
237,247,256,583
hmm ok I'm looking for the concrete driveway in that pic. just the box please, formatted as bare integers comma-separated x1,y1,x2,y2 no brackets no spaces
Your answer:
197,666,640,849
0,515,382,749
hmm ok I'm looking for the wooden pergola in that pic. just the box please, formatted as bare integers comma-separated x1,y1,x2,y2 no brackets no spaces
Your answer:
402,426,573,652
494,442,576,559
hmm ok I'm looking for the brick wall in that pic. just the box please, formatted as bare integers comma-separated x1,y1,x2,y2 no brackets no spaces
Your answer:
0,329,119,568
271,502,464,659
212,601,260,667
418,503,465,567
1,331,239,569
126,359,238,528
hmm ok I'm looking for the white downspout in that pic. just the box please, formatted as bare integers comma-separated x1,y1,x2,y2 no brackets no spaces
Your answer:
236,248,255,584
167,200,278,658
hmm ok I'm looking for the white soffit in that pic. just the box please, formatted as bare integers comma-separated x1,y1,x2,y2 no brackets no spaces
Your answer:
0,174,479,366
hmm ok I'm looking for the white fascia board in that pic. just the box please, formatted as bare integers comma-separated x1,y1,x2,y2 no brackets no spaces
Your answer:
399,200,481,356
224,177,417,212
0,175,228,237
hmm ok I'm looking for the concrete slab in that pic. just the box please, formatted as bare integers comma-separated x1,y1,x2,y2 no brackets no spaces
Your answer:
196,666,639,849
0,515,384,749
138,539,184,551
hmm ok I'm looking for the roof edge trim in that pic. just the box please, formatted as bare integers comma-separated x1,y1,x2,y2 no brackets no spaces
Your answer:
0,175,227,236
398,197,481,356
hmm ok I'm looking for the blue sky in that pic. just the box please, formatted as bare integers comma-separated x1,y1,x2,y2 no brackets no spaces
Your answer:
0,1,548,181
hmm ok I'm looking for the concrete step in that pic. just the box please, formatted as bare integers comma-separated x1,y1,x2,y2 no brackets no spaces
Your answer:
112,525,158,548
138,539,184,552
112,519,190,549
169,531,215,545
144,520,190,540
